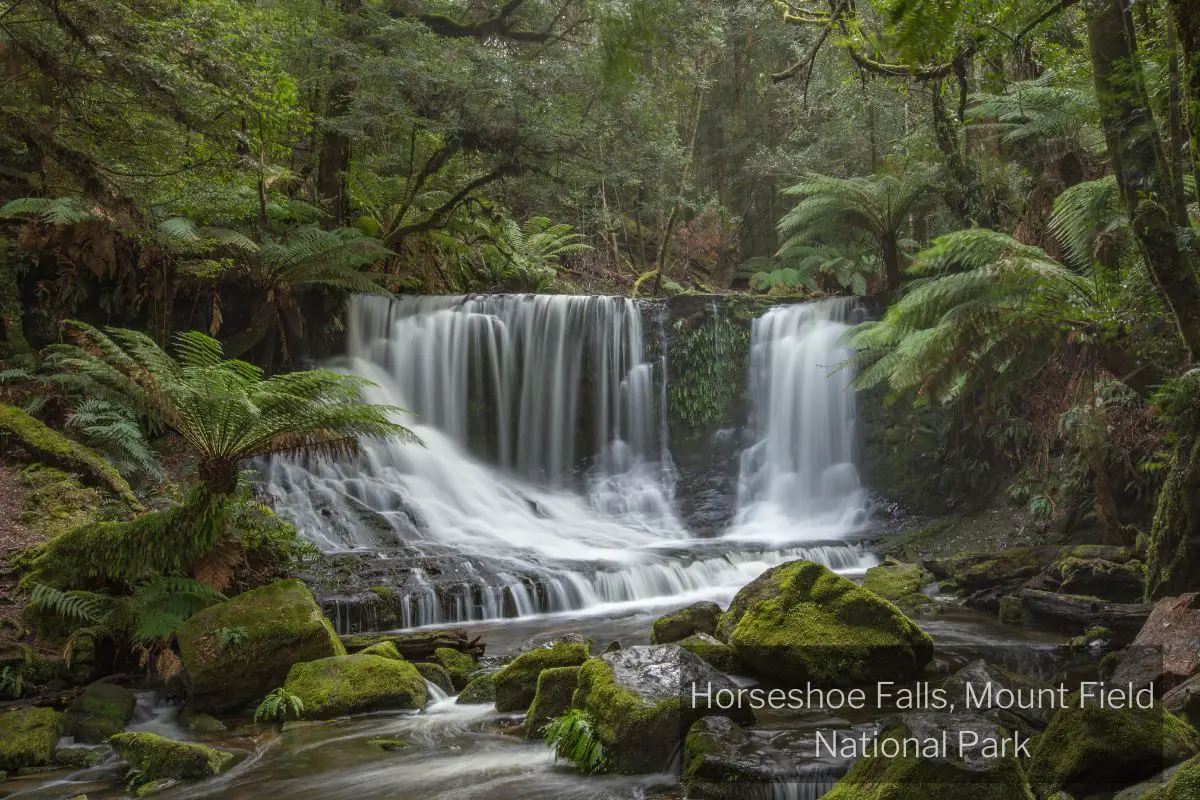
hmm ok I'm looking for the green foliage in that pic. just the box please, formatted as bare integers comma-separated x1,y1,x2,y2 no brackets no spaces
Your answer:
0,198,100,226
1049,176,1128,269
50,323,417,493
968,73,1104,168
0,666,26,699
217,626,250,650
543,708,610,775
667,312,750,436
255,687,306,722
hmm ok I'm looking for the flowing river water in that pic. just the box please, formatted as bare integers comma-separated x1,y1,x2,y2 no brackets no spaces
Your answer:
5,295,1081,800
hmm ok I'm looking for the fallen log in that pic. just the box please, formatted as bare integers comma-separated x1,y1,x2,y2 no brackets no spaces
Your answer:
340,627,486,660
1015,588,1151,645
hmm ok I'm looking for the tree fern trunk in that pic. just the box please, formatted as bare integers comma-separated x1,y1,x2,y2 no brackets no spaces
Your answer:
1146,435,1200,599
880,230,903,291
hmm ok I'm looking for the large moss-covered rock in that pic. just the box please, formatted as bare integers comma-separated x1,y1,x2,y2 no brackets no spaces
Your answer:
0,707,61,771
456,671,497,705
571,644,754,774
434,647,477,690
493,641,589,712
1027,699,1199,796
683,715,790,799
678,633,741,674
415,662,454,694
109,732,233,782
177,579,344,712
64,681,137,743
283,653,427,719
716,560,934,686
650,601,722,644
863,560,928,600
1140,756,1200,799
821,713,1033,800
523,666,580,738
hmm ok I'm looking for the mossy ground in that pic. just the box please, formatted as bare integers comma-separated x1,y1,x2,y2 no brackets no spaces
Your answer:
283,653,427,718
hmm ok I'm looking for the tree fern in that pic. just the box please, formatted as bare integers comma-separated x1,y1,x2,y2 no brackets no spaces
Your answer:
483,215,592,291
968,72,1104,167
1048,176,1128,269
0,197,99,225
50,323,418,494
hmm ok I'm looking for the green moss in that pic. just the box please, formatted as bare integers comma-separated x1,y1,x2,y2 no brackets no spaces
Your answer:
178,709,226,734
64,682,136,743
493,642,590,712
677,634,740,673
1142,756,1200,799
283,654,427,718
135,778,179,796
16,466,102,540
821,721,1033,800
863,561,928,601
650,601,721,645
457,672,497,705
413,662,453,693
54,746,105,768
717,560,934,686
0,707,61,770
109,732,233,781
433,647,477,690
523,666,580,738
366,737,408,751
367,586,395,601
359,641,403,661
0,403,142,510
1027,699,1199,795
177,578,344,713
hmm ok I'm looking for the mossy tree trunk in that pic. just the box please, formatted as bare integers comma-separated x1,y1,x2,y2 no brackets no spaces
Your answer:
0,238,32,365
1169,0,1200,186
1146,436,1200,600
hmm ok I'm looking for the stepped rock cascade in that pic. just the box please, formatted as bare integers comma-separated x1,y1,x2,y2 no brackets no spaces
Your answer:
267,294,873,631
731,299,869,541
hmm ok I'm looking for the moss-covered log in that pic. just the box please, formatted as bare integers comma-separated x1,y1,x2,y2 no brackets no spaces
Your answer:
0,403,141,510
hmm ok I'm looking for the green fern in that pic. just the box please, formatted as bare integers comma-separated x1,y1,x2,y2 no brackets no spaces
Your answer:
969,72,1103,168
0,666,26,698
217,626,250,649
0,197,99,225
255,687,305,722
482,215,592,291
1049,176,1128,268
29,583,110,624
542,709,609,775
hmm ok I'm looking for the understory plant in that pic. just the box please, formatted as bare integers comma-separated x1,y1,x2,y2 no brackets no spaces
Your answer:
255,687,306,722
543,709,609,775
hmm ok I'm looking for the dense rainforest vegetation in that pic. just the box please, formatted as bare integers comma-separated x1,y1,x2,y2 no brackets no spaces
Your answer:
2,0,1200,795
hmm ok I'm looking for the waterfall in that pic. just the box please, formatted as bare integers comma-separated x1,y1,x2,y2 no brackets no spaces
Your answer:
730,299,869,541
266,294,874,631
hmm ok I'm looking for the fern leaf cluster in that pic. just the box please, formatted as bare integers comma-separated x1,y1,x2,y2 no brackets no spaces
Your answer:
543,709,609,775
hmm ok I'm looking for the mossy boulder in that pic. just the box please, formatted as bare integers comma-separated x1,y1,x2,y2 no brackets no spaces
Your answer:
716,560,934,686
678,633,741,674
863,560,928,600
0,707,61,771
523,666,580,738
359,641,403,661
457,671,498,705
1055,557,1145,603
927,546,1061,591
64,681,137,743
941,660,1054,734
178,709,226,735
109,732,233,782
1027,699,1199,796
177,578,344,713
54,745,106,768
1140,756,1200,799
571,644,754,774
650,601,722,644
414,662,454,694
283,653,427,719
434,647,477,690
683,715,789,799
493,641,589,712
821,713,1033,800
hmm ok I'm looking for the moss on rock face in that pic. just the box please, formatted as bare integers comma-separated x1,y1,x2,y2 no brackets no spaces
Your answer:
177,579,344,713
457,672,498,705
863,561,928,601
414,662,454,694
493,641,590,712
359,641,403,661
571,645,755,774
821,714,1033,800
434,647,477,690
283,654,427,718
716,560,934,686
650,601,722,645
64,682,136,743
1028,699,1199,796
929,547,1061,592
677,633,741,674
178,709,226,735
0,707,61,771
523,666,580,739
1141,756,1200,799
109,732,233,782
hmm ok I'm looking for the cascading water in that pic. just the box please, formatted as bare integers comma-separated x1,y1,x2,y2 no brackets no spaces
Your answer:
730,299,869,541
266,294,873,631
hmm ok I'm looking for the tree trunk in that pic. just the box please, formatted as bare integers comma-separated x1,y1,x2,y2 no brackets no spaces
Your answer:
1087,0,1200,361
1170,0,1200,184
315,0,362,227
880,230,903,291
0,238,31,365
1146,435,1200,600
